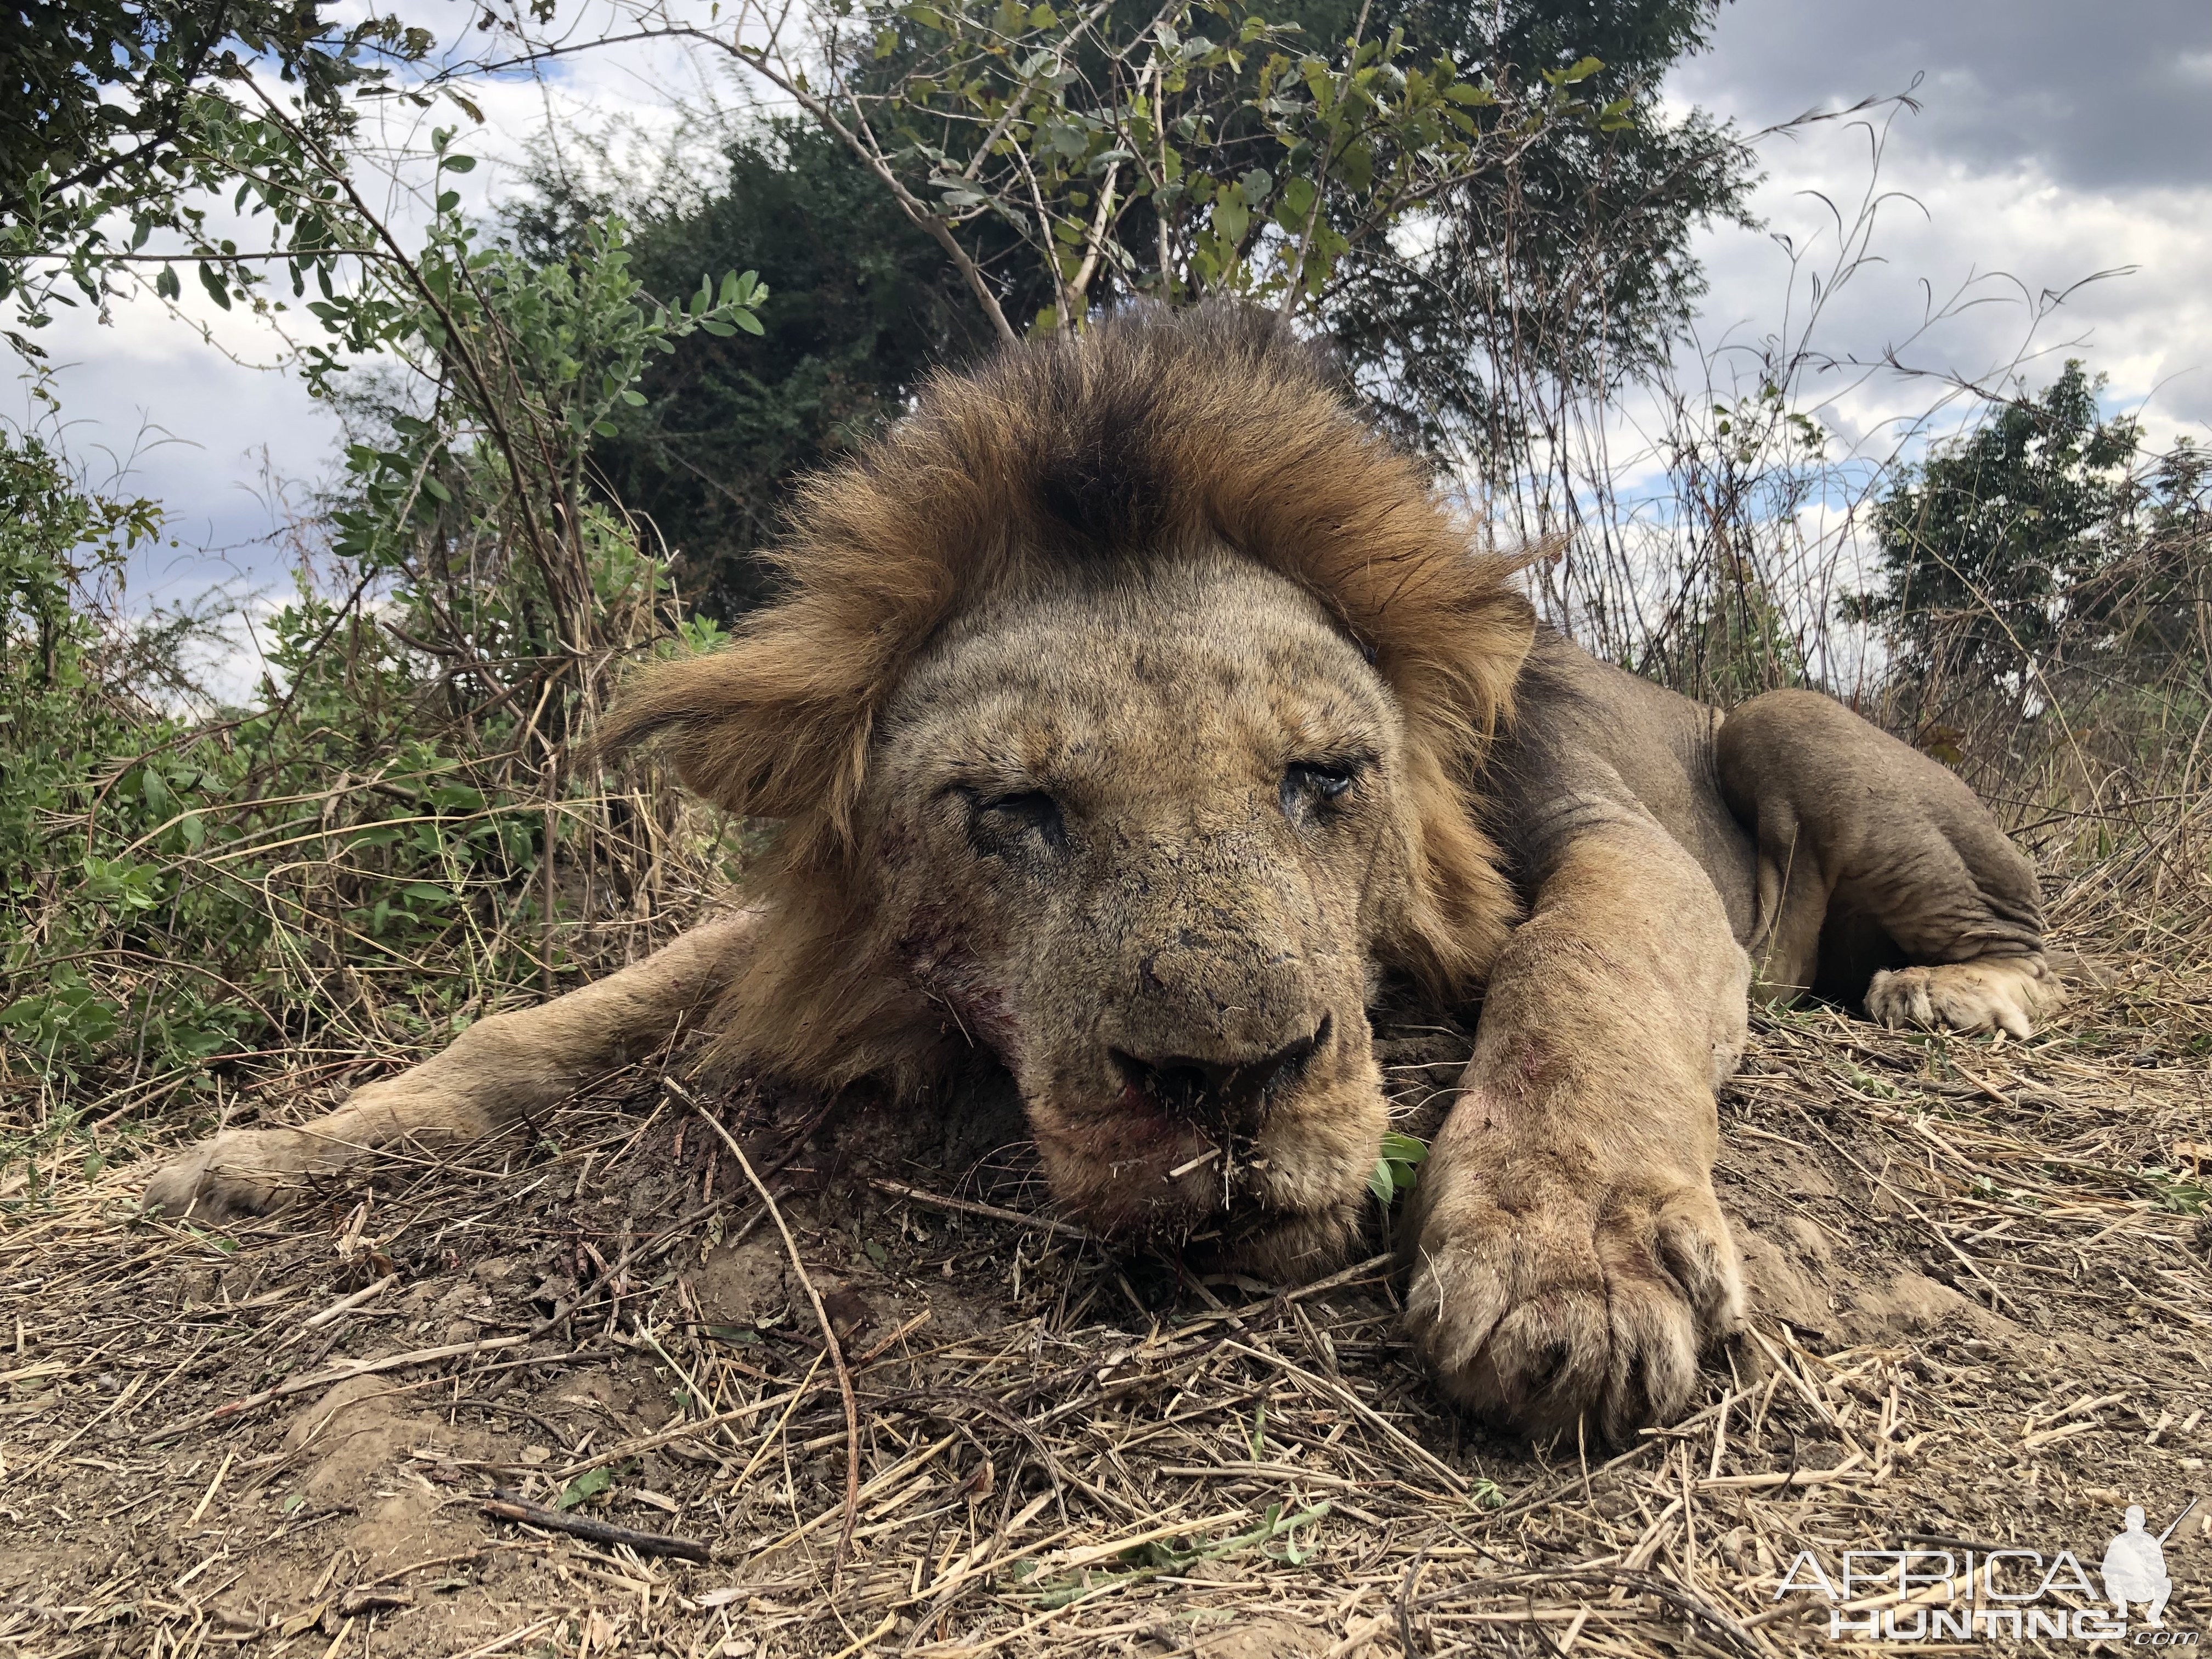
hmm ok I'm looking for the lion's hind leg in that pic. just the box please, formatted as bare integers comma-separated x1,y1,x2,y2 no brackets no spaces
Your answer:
143,911,760,1221
1716,690,2060,1037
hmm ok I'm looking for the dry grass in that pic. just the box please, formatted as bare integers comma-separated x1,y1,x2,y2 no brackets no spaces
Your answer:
1,865,2208,1659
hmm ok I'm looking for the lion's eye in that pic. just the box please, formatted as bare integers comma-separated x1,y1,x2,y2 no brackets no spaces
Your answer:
1280,761,1358,820
960,787,1068,855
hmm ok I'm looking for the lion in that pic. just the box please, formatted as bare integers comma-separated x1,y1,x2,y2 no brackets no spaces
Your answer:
145,304,2059,1441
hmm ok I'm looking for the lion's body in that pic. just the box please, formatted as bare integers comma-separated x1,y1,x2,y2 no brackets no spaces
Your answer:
1496,638,2047,1005
146,306,2060,1441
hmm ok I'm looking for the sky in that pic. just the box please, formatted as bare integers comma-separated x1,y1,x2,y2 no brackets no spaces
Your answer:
1667,0,2212,451
14,0,2212,688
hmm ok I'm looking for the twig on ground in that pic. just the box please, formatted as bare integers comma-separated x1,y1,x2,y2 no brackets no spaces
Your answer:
298,1271,400,1331
481,1488,709,1561
145,1334,528,1440
867,1177,1097,1244
17,1374,143,1477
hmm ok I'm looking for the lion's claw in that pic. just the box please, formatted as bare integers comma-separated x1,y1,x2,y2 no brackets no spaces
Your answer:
1865,955,2061,1040
1406,1155,1743,1443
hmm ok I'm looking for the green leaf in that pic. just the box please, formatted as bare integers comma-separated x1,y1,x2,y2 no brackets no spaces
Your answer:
1339,140,1373,193
198,262,231,310
155,264,180,301
555,1467,613,1510
697,317,737,337
620,388,647,407
440,153,477,173
420,475,452,503
733,310,764,336
1369,1131,1429,1204
1559,55,1602,83
1378,1131,1430,1169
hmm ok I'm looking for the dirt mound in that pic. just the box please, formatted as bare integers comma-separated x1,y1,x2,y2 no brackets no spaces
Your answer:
2,937,2207,1656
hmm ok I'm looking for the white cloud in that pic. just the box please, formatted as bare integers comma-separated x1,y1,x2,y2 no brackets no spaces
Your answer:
1668,1,2212,448
1680,134,2212,448
20,283,338,610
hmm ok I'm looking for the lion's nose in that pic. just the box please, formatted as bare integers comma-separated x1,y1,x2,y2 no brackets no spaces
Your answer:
1110,1015,1329,1133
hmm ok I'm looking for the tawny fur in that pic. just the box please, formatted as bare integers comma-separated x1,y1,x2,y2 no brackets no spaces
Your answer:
143,301,2063,1443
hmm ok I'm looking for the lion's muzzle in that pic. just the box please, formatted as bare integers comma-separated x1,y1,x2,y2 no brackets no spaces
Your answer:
1107,1013,1327,1138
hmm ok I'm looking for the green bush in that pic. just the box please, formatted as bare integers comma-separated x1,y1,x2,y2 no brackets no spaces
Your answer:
1,190,763,1168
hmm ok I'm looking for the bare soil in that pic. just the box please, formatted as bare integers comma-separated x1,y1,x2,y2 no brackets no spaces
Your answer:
2,913,2208,1658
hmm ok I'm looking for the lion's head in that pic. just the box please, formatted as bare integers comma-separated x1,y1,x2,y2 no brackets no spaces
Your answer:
608,304,1536,1275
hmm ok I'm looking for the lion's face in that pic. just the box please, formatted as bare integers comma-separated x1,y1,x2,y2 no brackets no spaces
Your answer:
608,305,1534,1278
857,551,1420,1272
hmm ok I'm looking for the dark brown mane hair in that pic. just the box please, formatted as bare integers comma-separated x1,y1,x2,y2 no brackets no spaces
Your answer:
605,301,1536,1087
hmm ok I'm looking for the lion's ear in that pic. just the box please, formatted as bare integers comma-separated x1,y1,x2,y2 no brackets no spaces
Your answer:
1343,548,1540,1005
599,620,883,864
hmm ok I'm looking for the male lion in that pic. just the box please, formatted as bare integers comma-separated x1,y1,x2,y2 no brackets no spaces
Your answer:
146,305,2058,1441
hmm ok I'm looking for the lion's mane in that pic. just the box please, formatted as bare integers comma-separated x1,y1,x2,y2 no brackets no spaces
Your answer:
605,302,1537,1094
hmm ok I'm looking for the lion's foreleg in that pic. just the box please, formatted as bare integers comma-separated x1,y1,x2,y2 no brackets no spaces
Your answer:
144,911,761,1220
1405,799,1748,1442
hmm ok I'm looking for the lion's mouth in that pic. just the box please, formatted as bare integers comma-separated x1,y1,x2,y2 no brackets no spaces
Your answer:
1034,1013,1351,1240
1085,1130,1273,1240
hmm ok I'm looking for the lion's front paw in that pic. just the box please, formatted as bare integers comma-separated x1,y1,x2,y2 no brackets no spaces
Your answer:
1405,1153,1743,1443
143,1129,313,1221
1866,954,2061,1039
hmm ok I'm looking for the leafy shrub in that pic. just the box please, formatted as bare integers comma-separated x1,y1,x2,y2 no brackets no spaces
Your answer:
1,173,763,1165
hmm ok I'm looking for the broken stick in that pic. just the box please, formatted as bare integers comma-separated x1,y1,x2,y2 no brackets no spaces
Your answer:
481,1489,710,1563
